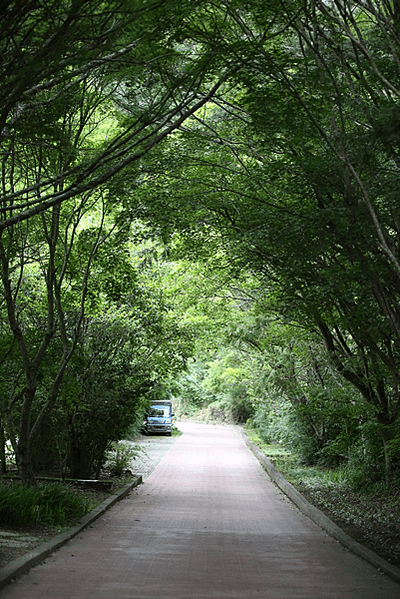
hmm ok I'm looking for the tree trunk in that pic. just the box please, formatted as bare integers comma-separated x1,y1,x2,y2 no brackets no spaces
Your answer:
0,420,6,474
17,438,36,486
68,436,93,480
377,417,398,485
18,387,37,486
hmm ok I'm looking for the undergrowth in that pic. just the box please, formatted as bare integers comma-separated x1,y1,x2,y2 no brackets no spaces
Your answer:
105,441,146,477
0,482,92,528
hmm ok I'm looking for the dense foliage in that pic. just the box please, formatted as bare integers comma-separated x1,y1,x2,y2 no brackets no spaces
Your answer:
0,1,399,491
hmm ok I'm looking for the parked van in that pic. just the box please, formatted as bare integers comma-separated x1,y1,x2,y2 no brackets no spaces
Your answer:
144,400,174,435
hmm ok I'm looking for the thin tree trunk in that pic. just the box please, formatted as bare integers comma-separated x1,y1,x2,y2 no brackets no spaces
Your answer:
0,419,6,474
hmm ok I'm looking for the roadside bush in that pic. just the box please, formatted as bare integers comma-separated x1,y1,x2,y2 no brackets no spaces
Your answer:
205,399,234,423
124,407,148,440
175,360,215,416
229,395,254,424
0,482,91,527
248,409,274,443
105,441,145,477
336,445,388,492
249,405,319,464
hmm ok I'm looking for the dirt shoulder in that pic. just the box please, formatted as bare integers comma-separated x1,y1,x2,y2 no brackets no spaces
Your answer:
241,428,400,570
296,482,400,568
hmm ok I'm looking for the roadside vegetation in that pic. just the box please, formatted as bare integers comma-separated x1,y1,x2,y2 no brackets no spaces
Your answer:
0,482,92,529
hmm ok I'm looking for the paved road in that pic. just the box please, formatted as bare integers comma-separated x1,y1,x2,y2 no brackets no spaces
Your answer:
2,422,400,598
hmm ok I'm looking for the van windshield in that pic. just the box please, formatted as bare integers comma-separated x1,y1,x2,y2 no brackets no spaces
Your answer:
149,407,169,417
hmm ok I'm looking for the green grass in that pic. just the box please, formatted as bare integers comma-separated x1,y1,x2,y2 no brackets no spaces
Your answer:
0,481,92,528
246,427,348,484
245,429,293,459
172,425,182,436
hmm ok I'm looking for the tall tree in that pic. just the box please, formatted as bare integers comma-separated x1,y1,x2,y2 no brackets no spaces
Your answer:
0,0,249,484
122,1,400,478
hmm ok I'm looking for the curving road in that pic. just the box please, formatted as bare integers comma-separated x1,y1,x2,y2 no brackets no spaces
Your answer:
2,422,400,598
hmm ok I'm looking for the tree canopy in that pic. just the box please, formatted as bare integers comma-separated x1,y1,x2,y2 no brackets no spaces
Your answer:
1,0,400,487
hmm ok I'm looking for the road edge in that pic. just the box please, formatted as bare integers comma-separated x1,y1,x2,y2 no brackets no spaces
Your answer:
0,476,142,590
241,429,400,584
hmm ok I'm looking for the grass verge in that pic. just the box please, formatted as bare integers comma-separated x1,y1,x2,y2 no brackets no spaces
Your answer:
0,481,99,528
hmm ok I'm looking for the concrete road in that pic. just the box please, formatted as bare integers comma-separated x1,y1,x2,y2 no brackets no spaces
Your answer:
2,422,400,599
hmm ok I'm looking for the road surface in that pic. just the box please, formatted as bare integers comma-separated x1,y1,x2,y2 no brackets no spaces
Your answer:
2,421,400,598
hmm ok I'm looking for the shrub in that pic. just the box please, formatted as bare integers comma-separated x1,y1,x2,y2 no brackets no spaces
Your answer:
205,399,234,423
105,441,145,477
229,395,254,424
336,446,386,492
250,405,319,464
0,482,91,527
